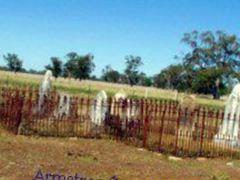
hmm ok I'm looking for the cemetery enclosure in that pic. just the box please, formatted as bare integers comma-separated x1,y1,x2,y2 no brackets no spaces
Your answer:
0,87,239,159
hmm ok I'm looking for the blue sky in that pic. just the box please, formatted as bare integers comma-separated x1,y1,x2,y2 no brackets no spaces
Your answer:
0,0,240,77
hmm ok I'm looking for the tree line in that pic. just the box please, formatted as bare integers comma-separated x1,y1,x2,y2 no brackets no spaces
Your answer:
0,52,152,87
1,30,240,99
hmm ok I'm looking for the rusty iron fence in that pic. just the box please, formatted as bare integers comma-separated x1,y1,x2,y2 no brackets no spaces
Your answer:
0,87,240,159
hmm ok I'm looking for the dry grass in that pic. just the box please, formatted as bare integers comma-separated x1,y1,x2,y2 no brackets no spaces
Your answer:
1,128,240,179
0,70,225,109
0,71,238,179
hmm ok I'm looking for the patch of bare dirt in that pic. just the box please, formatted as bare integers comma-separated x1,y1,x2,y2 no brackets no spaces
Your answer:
0,133,240,179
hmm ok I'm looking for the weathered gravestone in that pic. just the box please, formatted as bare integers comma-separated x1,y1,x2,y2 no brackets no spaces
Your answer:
180,94,196,111
38,70,53,114
174,90,179,101
55,94,71,119
114,90,140,118
19,70,53,133
112,90,127,117
214,84,240,147
112,90,139,133
91,90,108,126
144,88,149,98
114,89,127,100
179,94,196,135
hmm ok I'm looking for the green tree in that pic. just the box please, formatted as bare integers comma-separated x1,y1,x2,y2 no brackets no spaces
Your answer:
153,71,167,88
63,52,78,78
74,53,95,80
3,53,23,73
182,31,240,74
45,57,63,79
154,64,186,90
101,65,121,83
180,30,240,97
63,52,95,80
124,55,143,86
138,72,152,87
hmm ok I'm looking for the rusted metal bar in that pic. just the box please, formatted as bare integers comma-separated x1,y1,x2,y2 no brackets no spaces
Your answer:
199,108,206,156
174,106,181,155
158,100,167,152
143,99,149,148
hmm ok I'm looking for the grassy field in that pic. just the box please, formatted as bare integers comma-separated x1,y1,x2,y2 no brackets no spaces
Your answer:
0,70,226,109
1,127,240,179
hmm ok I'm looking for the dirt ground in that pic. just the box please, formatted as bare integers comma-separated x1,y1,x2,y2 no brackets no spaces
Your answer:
1,129,240,180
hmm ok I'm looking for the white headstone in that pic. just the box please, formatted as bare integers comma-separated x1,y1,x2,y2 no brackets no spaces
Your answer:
112,90,127,115
114,90,127,100
174,90,178,101
113,90,139,123
214,84,240,147
180,94,196,110
38,70,53,113
179,94,196,134
91,90,108,126
55,94,71,119
144,88,149,98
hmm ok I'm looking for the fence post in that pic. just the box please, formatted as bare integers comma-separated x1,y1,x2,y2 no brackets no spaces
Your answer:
86,97,91,136
199,108,206,156
116,98,121,141
174,106,181,155
153,99,158,127
158,100,167,151
143,99,149,148
105,97,112,135
15,96,24,135
139,98,144,134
